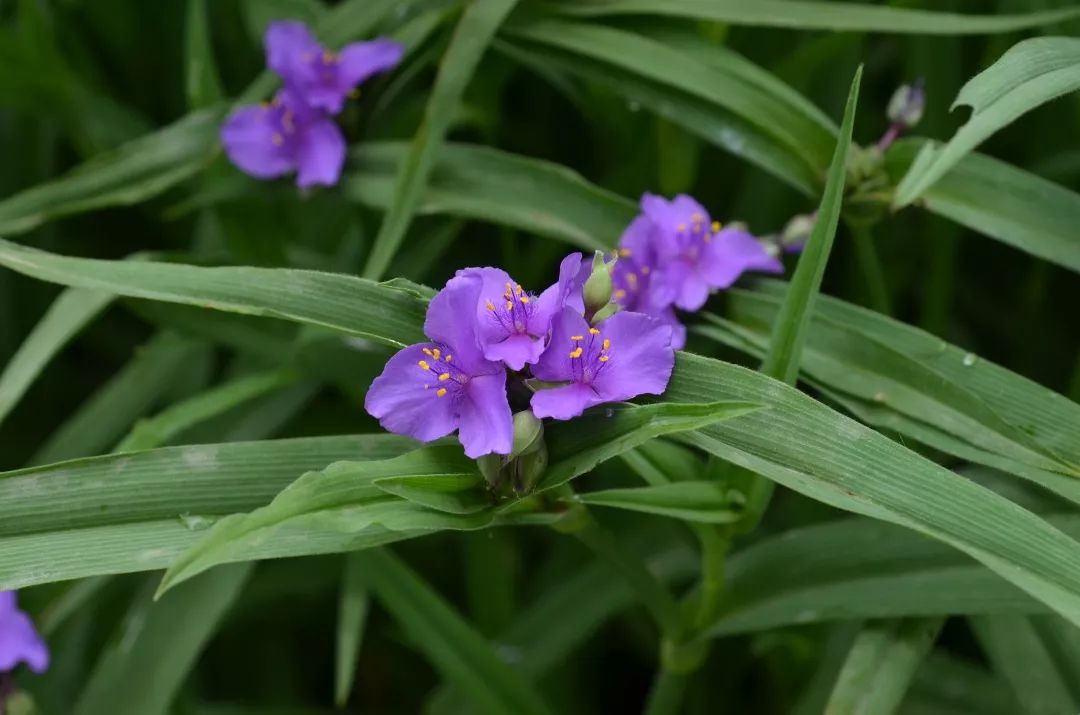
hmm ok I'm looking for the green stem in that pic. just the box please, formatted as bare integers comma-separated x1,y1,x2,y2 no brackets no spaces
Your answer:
690,525,731,629
643,669,689,715
569,507,682,637
849,222,891,315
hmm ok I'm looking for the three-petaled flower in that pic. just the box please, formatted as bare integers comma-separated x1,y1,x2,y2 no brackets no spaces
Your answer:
221,20,404,188
0,591,48,675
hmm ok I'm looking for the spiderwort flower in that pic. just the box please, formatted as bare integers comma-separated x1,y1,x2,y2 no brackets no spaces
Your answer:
642,193,784,312
221,89,346,188
530,307,675,420
365,274,513,458
0,592,48,675
610,215,687,349
266,21,404,114
461,253,583,371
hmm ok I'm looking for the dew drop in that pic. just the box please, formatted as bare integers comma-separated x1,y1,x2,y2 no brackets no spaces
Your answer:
178,513,217,531
873,391,888,404
962,352,978,367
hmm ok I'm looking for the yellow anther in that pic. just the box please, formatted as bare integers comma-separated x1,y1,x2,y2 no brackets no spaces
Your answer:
436,387,448,398
677,224,687,233
589,327,601,335
505,282,513,294
423,348,434,356
712,221,721,233
627,273,638,287
569,347,583,359
602,338,611,351
599,355,610,362
614,289,627,299
618,247,632,257
486,301,496,311
570,335,584,341
516,284,523,295
322,50,336,63
271,133,284,146
418,360,430,370
438,372,450,382
445,355,452,362
691,212,704,221
520,295,530,303
640,266,651,275
506,301,514,311
432,348,440,360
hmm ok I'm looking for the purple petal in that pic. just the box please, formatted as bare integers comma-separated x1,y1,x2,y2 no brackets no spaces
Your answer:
425,274,489,373
531,252,584,333
220,104,296,179
265,21,322,87
530,308,591,383
0,593,49,674
655,306,686,350
338,38,405,90
531,382,603,420
0,592,15,615
460,266,516,345
592,311,674,402
295,116,345,188
456,372,513,457
697,228,785,290
641,193,709,237
483,333,545,372
618,214,658,263
364,344,458,443
653,258,712,311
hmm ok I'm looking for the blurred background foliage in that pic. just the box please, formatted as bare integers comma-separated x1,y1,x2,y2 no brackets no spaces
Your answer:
1,0,1079,713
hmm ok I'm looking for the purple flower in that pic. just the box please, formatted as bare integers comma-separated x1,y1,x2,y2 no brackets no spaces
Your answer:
460,253,583,371
641,193,783,312
0,592,48,674
220,89,345,188
530,307,674,420
365,274,512,458
611,216,687,349
266,21,404,115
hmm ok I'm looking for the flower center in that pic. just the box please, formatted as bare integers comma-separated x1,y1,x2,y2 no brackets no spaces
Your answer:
485,282,536,337
673,214,723,260
416,346,467,398
568,327,612,384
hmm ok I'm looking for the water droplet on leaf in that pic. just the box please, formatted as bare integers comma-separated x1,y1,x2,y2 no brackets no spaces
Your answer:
962,353,978,367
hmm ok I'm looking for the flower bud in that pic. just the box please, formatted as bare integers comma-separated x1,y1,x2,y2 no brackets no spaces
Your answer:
514,441,548,495
582,250,614,314
780,213,815,254
590,301,620,325
476,453,504,487
886,78,925,129
510,410,544,458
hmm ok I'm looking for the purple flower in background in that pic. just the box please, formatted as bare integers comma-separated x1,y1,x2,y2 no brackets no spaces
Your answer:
365,274,512,458
0,592,48,675
610,215,687,349
461,253,583,371
530,308,674,420
220,89,345,188
642,193,783,311
266,21,404,114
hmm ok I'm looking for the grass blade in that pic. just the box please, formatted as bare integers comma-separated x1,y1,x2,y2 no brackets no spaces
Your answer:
335,552,370,707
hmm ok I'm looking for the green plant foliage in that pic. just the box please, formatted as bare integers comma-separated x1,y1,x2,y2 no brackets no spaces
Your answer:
2,2,1079,713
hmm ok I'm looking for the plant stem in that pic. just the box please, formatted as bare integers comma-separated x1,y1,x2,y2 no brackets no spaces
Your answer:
849,222,892,315
643,670,689,715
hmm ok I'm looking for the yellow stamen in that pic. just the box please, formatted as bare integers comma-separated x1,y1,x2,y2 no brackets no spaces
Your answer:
602,339,611,350
677,223,687,233
436,387,447,397
516,284,523,295
438,373,450,382
423,348,434,356
486,301,496,311
712,221,721,233
322,50,336,63
691,212,704,222
520,295,530,303
418,360,430,370
618,247,632,257
640,266,650,275
627,273,638,288
432,348,440,360
570,335,584,341
599,355,610,362
445,355,452,362
271,133,284,146
589,327,601,335
614,289,627,299
506,301,514,310
569,347,583,359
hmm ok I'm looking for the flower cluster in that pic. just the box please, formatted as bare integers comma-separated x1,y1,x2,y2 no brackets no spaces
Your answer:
221,21,403,188
0,591,48,676
364,252,677,459
364,193,786,462
610,194,784,348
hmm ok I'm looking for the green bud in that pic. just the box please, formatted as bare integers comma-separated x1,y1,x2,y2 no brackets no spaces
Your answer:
510,410,544,458
582,250,614,314
514,441,548,495
476,453,504,487
590,301,620,325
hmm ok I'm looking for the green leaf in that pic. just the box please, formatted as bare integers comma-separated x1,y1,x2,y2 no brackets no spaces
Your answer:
553,0,1080,34
824,618,944,715
30,333,211,465
0,287,112,428
0,239,429,348
72,564,251,715
970,615,1079,715
184,0,224,109
362,0,520,279
354,549,556,715
114,369,296,452
0,109,221,236
699,283,1080,481
506,20,835,187
894,37,1080,207
707,516,1080,636
576,482,740,524
885,139,1080,274
335,552,370,708
761,65,861,384
0,435,419,588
